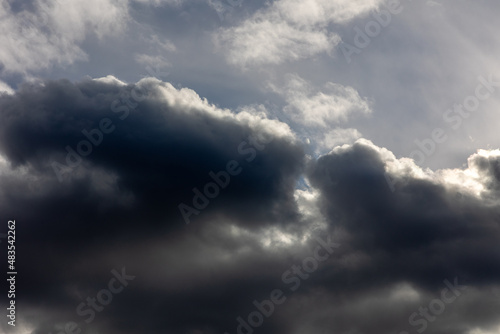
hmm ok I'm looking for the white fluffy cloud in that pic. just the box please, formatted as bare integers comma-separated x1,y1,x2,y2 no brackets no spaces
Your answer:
359,138,500,200
214,0,384,67
272,74,372,127
0,80,14,95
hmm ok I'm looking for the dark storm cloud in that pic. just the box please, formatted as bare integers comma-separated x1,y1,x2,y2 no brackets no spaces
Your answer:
0,77,304,231
0,77,305,334
307,140,500,288
2,78,500,334
303,139,500,334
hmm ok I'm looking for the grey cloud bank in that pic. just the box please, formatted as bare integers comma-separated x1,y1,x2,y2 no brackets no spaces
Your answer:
0,78,499,334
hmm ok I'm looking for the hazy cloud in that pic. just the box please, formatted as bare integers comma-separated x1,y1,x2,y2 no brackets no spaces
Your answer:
214,0,384,67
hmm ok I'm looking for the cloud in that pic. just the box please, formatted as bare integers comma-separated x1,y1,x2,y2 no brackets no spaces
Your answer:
132,0,187,6
1,1,500,334
0,76,305,232
214,0,384,68
0,0,128,75
215,17,339,68
316,127,362,154
0,76,308,334
273,0,385,25
1,77,500,334
0,80,14,94
308,139,500,287
272,74,372,127
301,138,500,334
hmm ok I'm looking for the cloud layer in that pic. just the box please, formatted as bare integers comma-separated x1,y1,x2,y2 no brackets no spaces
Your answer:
0,78,500,334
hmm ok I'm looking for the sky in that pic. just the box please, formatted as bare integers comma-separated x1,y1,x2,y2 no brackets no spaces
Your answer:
1,0,500,334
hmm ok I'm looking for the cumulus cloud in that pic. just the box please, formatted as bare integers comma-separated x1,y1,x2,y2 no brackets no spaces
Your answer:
214,0,384,67
0,76,305,231
1,77,500,334
303,138,500,334
316,127,363,154
0,76,307,334
272,74,372,127
308,139,500,285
